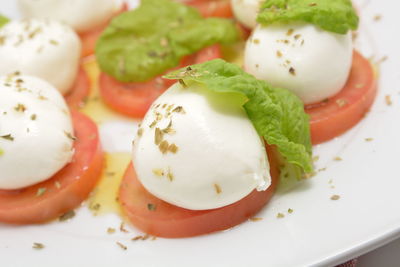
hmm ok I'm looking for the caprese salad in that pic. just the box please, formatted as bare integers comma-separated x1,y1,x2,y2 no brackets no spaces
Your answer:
95,0,239,117
0,73,103,224
119,59,313,237
233,0,377,144
0,0,379,241
116,0,378,238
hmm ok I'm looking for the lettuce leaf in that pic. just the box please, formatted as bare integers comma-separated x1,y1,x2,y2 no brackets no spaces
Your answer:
164,59,313,177
96,0,239,82
0,15,9,28
257,0,358,34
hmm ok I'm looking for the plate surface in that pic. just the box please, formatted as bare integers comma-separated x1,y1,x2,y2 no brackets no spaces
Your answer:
1,1,399,266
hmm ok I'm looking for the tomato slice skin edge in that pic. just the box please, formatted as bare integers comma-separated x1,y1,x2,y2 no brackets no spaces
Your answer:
99,44,222,118
0,111,103,225
99,73,172,118
79,3,129,58
65,66,90,110
306,51,378,145
186,0,233,18
119,146,279,238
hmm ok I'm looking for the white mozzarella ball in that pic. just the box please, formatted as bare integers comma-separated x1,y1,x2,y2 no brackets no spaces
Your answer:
18,0,121,33
231,0,262,29
244,23,353,104
132,83,271,210
0,19,81,95
0,75,74,190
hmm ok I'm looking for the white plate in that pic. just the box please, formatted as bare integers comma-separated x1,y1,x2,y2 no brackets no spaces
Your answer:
1,1,399,266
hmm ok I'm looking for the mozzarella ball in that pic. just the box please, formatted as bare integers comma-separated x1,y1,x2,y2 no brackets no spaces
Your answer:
0,74,74,190
244,23,353,104
0,19,81,95
132,83,271,210
231,0,262,29
18,0,121,33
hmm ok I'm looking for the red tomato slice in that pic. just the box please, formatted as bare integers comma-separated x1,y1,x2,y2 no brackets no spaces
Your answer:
65,67,90,110
305,51,377,145
236,22,252,40
186,0,233,18
0,111,103,224
119,146,279,238
99,44,222,118
80,3,128,58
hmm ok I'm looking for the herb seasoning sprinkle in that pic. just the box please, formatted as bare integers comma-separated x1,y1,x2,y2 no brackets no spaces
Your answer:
32,243,45,249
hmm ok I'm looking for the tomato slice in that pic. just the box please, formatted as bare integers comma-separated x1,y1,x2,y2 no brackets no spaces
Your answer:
79,3,128,58
186,0,233,18
65,67,90,110
306,51,377,145
236,22,252,40
119,146,278,238
0,111,103,224
99,44,222,118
